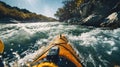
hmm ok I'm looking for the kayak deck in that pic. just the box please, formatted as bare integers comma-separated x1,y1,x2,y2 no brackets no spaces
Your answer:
30,35,83,67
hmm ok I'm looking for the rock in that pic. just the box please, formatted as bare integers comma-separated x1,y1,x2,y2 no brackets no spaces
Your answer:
80,2,94,18
111,2,120,12
82,14,103,26
79,0,120,27
67,17,81,24
100,12,120,28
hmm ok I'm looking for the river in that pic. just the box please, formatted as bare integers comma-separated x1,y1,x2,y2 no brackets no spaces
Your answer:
0,22,120,67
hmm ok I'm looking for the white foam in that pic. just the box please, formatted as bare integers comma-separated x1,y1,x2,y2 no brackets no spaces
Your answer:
69,29,101,46
17,46,46,66
112,47,118,51
107,51,112,55
103,40,115,46
10,49,13,51
106,47,118,55
12,52,20,60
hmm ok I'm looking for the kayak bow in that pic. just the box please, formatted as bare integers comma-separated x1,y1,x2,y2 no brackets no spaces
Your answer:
30,35,83,67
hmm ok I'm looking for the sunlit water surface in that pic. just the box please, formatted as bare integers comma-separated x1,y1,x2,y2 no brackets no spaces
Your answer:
0,22,120,67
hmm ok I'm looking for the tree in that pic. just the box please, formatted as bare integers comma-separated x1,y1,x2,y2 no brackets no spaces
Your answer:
54,0,84,22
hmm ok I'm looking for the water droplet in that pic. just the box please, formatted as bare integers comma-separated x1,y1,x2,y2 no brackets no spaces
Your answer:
10,49,13,51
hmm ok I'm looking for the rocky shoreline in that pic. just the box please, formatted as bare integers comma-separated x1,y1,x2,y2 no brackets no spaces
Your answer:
55,0,120,28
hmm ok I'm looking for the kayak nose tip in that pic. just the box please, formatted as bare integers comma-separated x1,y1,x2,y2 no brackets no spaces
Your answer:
59,34,68,43
59,34,64,38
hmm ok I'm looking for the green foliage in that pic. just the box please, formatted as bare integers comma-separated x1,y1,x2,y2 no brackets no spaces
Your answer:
54,0,84,22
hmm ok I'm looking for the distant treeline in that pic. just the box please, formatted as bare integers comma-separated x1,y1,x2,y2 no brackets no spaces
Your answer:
0,1,56,22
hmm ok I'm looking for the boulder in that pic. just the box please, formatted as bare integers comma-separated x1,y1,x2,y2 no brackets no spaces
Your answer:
79,0,120,27
100,12,120,28
82,14,103,26
80,2,94,18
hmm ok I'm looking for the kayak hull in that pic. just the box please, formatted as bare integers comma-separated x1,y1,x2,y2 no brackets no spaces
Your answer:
31,35,83,67
0,40,4,54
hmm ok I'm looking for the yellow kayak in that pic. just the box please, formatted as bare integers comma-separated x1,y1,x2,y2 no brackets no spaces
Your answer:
29,35,83,67
0,39,4,54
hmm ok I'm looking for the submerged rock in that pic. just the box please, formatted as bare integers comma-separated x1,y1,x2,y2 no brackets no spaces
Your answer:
100,12,120,28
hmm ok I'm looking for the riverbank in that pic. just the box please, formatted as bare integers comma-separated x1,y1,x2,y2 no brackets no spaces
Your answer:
0,1,57,23
55,0,120,28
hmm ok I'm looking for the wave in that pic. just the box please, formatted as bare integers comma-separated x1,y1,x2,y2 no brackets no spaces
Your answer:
0,22,120,67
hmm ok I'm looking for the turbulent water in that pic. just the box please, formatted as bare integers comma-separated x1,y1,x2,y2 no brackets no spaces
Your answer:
0,22,120,67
